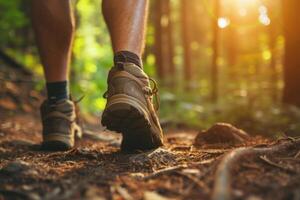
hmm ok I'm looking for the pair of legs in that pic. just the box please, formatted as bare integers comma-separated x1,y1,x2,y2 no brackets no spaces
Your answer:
31,0,164,151
31,0,148,82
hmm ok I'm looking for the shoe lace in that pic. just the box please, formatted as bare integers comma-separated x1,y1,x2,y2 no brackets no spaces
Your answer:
71,95,85,124
144,77,160,111
102,78,160,111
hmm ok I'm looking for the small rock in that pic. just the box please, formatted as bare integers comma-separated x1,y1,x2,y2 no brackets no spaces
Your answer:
194,123,250,148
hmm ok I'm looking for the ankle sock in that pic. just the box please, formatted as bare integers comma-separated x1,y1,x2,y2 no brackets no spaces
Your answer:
46,81,69,104
114,51,143,69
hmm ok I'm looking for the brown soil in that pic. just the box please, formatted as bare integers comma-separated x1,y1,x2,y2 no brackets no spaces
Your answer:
1,64,300,200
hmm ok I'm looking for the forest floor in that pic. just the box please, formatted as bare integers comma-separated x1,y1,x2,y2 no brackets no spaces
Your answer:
1,64,300,200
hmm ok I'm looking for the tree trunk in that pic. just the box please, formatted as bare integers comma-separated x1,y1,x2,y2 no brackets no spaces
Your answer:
211,0,220,102
165,0,175,81
153,0,165,81
268,10,278,101
226,4,238,81
181,0,193,89
282,0,300,107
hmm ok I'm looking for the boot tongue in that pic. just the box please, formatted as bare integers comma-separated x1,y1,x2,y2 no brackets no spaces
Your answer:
50,99,75,117
122,62,148,79
108,62,149,86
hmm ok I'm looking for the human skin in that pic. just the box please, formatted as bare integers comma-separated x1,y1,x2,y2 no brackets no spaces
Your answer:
31,0,149,82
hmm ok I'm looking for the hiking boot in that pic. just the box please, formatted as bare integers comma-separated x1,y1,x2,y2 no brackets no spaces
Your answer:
101,63,164,151
40,99,82,151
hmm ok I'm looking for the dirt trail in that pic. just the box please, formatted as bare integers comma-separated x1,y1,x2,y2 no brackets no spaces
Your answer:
1,64,300,200
1,111,300,200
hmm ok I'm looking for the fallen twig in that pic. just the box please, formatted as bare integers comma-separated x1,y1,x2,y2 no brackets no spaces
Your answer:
197,149,229,154
259,155,296,173
212,138,300,200
194,158,218,165
143,164,188,180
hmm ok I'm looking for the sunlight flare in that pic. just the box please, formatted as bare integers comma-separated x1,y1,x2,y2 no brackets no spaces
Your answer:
218,17,230,29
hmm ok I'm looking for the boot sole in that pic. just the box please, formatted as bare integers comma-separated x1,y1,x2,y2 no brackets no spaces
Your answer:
101,94,163,151
41,133,74,151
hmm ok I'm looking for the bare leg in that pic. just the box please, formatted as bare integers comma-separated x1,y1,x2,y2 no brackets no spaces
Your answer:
101,0,163,151
31,0,74,82
102,0,149,56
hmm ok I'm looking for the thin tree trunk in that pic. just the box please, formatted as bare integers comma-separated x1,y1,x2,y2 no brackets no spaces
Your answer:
282,0,300,107
165,0,175,81
227,4,238,81
211,0,220,102
268,17,278,101
190,0,204,87
154,0,165,81
181,0,192,89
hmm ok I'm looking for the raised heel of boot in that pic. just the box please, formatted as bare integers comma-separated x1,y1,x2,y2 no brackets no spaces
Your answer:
101,95,163,151
41,134,74,151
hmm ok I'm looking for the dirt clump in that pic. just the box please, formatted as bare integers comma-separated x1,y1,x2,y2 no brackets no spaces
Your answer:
194,123,250,148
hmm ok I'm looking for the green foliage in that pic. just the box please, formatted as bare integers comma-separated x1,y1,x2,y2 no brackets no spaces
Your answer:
160,88,300,137
0,0,42,77
71,0,159,113
0,0,28,45
70,0,112,113
3,0,299,138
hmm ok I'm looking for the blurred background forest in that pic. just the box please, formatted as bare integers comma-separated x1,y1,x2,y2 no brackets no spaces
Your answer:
1,0,300,137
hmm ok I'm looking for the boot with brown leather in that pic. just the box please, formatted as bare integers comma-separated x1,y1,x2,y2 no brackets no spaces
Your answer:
40,99,82,151
101,62,164,151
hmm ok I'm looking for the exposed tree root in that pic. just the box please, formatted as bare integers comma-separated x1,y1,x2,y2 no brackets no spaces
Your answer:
143,164,188,180
212,138,300,200
259,155,296,173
